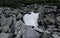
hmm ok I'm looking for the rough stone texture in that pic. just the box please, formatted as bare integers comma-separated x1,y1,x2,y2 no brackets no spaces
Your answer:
0,33,13,38
14,20,24,35
22,28,40,38
0,4,60,38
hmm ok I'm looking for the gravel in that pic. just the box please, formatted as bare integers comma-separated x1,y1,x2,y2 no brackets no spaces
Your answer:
0,4,60,38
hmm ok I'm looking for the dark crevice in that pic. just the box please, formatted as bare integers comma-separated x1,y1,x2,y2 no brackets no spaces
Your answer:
20,35,23,38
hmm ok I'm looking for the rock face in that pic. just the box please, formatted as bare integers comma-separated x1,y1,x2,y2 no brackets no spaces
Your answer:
0,4,60,38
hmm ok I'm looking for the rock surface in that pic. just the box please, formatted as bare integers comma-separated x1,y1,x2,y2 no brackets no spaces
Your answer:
0,4,60,38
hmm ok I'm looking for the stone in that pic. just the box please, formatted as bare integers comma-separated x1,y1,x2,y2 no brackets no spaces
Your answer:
0,15,12,32
23,11,39,27
5,16,13,26
0,33,13,38
0,15,12,26
34,4,38,9
4,9,11,14
33,27,44,32
45,15,55,24
4,7,11,10
43,5,57,12
56,16,60,22
0,7,4,14
22,7,30,14
52,33,60,38
4,7,11,14
22,28,40,38
47,25,56,28
38,5,57,13
16,13,23,20
38,6,44,13
2,26,11,33
14,20,24,34
10,9,19,15
56,16,60,25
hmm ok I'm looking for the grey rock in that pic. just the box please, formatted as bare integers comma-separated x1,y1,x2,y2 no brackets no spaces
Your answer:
16,13,23,20
2,26,11,32
5,16,13,26
4,7,11,14
0,33,13,38
58,26,60,29
23,7,29,14
38,5,57,13
0,15,6,26
10,9,19,15
33,27,44,32
22,28,40,38
38,6,44,13
14,20,24,34
34,4,38,9
0,7,4,14
52,33,60,38
4,7,11,10
4,9,11,14
56,16,60,25
44,14,55,24
0,15,12,26
56,16,60,22
47,25,56,28
0,16,12,32
43,5,57,12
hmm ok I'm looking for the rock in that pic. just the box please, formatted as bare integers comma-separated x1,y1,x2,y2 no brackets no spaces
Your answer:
0,15,12,32
10,9,19,15
16,13,23,20
38,6,44,13
5,16,13,26
44,14,55,24
4,7,11,14
14,20,24,34
22,7,30,14
22,28,40,38
33,27,44,32
34,4,38,9
56,16,60,25
38,5,57,13
43,5,57,12
4,7,10,10
47,25,56,28
0,15,12,26
46,27,54,33
27,5,31,9
58,26,60,29
56,16,60,22
0,33,13,38
4,9,11,14
52,33,60,38
23,11,39,27
0,15,6,26
2,26,11,33
0,7,4,14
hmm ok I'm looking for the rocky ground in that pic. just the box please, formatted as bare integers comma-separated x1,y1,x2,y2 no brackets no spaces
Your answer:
0,4,60,38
